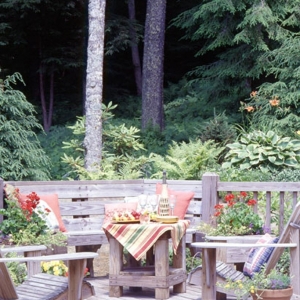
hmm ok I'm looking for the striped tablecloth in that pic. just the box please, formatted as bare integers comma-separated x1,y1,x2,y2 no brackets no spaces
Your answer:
102,220,190,261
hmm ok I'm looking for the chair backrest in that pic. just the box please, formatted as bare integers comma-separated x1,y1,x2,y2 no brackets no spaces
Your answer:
0,252,18,300
265,202,300,274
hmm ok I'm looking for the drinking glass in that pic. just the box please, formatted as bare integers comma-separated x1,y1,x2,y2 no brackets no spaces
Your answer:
138,194,148,211
169,194,177,216
148,194,160,213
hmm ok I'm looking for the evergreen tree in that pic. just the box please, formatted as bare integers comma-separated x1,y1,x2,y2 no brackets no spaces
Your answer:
171,0,300,124
0,73,50,180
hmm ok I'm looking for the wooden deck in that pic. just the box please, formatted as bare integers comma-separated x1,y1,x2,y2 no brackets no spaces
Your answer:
85,275,300,300
86,276,201,300
85,276,238,300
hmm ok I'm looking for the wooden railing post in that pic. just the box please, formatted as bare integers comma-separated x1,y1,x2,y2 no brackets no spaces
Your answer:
0,178,3,223
201,172,219,225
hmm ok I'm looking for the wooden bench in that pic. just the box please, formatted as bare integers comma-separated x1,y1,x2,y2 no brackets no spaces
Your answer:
0,178,202,276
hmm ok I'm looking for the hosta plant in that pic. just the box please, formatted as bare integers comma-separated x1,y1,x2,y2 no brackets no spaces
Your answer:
222,130,300,172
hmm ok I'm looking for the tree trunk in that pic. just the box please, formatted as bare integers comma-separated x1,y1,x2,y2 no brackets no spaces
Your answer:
141,0,167,131
128,0,142,96
84,0,106,172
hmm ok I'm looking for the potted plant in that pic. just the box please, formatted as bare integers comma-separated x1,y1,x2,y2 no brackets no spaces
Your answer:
197,192,266,236
0,191,66,248
219,267,293,300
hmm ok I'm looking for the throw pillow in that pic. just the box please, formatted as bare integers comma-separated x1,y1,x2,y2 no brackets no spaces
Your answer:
104,202,138,224
19,193,67,232
156,184,194,219
243,233,279,278
34,200,60,231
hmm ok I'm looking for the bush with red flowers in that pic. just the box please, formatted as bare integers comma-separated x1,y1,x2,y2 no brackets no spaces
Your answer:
198,192,264,236
0,191,66,247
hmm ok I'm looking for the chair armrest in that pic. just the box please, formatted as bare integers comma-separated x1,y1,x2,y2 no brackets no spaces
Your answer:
191,242,297,248
0,245,47,254
0,251,98,263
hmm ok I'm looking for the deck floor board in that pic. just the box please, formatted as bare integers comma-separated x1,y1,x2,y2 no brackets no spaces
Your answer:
85,276,248,300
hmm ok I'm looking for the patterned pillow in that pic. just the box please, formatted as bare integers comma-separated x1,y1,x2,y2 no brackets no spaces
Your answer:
243,233,279,278
18,193,67,232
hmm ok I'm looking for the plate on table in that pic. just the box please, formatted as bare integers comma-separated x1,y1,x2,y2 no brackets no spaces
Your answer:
156,216,179,224
112,219,140,224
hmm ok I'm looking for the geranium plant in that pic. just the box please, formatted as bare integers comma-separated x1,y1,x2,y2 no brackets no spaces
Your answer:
0,191,66,247
198,192,265,236
219,266,292,300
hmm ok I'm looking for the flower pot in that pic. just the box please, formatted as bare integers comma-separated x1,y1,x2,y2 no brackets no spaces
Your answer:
251,286,293,300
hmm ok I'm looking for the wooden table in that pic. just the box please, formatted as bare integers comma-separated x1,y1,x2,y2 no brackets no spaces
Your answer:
103,220,190,300
191,241,296,300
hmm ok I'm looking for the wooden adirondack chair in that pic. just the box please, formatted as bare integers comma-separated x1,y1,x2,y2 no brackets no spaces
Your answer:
0,249,98,300
189,202,300,299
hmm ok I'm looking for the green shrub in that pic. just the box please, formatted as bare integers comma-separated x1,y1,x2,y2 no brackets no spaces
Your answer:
62,103,151,180
151,139,223,180
223,130,300,172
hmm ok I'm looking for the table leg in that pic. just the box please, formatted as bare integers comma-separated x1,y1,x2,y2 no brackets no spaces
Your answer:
155,233,169,299
173,233,186,293
202,248,217,300
109,236,123,297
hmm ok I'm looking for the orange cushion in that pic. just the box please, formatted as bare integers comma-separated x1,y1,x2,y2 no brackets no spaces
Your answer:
104,202,138,224
19,193,67,232
156,183,194,219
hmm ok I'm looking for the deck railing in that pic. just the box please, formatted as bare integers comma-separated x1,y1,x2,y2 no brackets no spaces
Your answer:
201,172,300,234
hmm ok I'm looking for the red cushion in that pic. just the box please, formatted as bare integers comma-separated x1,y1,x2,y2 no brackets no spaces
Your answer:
19,193,67,232
156,183,194,219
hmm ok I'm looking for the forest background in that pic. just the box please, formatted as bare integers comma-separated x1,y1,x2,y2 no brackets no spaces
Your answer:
1,0,300,183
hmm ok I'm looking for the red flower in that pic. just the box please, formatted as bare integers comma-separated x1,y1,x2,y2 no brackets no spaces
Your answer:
227,201,235,207
214,204,224,210
214,211,221,217
247,199,257,206
224,194,234,202
240,191,247,198
20,192,41,220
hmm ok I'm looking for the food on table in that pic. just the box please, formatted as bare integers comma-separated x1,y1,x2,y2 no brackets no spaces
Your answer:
112,210,141,222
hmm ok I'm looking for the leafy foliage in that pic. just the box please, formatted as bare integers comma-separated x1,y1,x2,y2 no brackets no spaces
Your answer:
241,35,300,137
5,252,27,286
199,192,264,236
219,266,291,300
223,130,300,172
171,0,300,131
198,111,237,146
0,192,66,247
0,73,50,180
37,126,76,179
62,102,150,180
150,139,223,180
